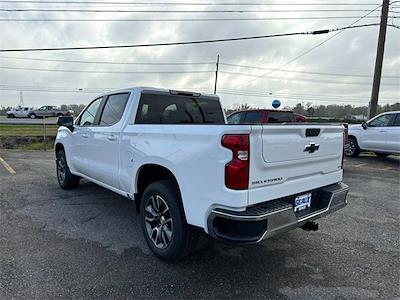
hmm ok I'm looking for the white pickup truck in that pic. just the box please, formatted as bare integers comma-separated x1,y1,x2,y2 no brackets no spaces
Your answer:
55,87,349,261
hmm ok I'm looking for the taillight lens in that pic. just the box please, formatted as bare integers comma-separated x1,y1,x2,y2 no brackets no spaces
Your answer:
222,134,250,190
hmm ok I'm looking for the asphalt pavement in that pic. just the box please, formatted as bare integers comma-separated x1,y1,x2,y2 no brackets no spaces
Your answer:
0,151,399,299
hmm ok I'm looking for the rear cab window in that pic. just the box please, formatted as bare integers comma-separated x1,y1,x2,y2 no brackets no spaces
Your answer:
267,111,295,123
135,93,225,124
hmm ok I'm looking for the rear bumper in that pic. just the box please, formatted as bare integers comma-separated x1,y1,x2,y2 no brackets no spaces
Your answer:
207,183,349,243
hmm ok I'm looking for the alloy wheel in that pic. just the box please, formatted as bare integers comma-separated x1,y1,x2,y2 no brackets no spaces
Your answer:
344,140,355,156
144,195,173,249
57,156,66,184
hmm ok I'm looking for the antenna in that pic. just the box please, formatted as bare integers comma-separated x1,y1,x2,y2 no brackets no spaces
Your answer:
19,91,24,107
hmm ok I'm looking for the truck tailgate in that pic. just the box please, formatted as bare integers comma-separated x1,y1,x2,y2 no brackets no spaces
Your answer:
248,124,344,205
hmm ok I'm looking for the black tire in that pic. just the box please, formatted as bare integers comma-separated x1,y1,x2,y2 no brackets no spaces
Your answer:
57,113,63,117
56,149,80,189
7,114,15,118
140,179,197,262
29,113,36,119
344,136,361,158
375,152,390,158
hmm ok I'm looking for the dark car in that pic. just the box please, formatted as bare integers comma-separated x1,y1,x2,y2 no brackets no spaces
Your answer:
28,106,73,119
227,109,296,124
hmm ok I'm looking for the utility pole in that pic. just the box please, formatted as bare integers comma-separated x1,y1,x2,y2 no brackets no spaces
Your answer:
213,54,219,94
369,0,389,119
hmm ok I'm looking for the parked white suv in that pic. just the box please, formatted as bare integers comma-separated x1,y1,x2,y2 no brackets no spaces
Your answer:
345,111,400,157
55,87,349,261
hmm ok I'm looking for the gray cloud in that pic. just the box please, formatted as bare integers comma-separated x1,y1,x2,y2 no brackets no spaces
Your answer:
0,0,399,109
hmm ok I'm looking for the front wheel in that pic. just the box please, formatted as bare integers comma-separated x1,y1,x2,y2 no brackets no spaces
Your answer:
7,114,15,118
56,149,80,189
344,137,360,158
29,113,36,119
140,179,197,262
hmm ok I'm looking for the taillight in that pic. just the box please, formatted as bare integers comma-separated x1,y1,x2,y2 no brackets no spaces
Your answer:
222,134,250,190
342,123,348,169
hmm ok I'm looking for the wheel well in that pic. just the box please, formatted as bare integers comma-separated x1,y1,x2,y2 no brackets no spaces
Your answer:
348,135,358,143
55,143,64,155
135,164,180,213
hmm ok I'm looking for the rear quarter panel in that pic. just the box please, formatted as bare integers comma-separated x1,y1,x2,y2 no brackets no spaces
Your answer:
119,124,252,229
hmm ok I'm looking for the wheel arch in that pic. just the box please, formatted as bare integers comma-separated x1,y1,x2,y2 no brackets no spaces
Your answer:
55,142,65,155
134,164,181,213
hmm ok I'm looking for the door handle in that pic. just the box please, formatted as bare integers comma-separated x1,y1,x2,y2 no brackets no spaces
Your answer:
81,133,89,138
107,134,117,141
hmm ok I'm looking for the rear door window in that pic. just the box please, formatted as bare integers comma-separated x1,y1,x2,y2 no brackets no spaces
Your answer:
135,93,225,124
99,93,129,126
267,111,295,123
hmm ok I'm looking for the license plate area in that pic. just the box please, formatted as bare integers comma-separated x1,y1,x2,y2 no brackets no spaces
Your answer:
293,193,312,212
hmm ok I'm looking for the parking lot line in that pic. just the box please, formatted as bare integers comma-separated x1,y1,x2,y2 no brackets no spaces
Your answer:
0,156,16,174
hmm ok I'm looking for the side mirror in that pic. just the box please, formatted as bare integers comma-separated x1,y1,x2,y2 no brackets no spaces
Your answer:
57,116,74,130
361,121,368,130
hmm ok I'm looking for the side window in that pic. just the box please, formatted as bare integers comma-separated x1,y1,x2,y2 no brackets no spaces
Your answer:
77,97,102,126
39,106,46,111
99,93,129,126
392,113,400,127
227,112,243,124
369,114,393,127
244,111,263,124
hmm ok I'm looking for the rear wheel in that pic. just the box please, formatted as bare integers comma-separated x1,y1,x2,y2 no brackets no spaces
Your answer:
140,179,197,262
344,136,360,158
375,152,390,158
29,113,36,119
7,114,15,118
56,149,80,189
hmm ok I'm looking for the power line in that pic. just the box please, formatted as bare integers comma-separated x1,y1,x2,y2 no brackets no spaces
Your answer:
0,55,214,65
219,71,398,86
1,63,397,86
216,88,399,101
0,16,389,21
0,23,384,52
220,62,399,79
0,1,382,6
0,65,214,74
1,85,397,104
236,3,384,88
0,8,379,13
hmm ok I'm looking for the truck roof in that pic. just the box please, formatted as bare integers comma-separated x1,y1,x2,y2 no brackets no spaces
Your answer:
97,86,219,100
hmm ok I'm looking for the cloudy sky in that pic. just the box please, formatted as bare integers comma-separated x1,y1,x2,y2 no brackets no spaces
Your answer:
0,0,399,109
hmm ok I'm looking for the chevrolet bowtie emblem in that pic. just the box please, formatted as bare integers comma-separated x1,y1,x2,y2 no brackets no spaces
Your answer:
304,143,320,153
